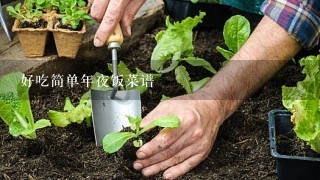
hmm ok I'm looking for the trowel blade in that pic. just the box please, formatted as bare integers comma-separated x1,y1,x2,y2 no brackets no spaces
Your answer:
91,89,141,146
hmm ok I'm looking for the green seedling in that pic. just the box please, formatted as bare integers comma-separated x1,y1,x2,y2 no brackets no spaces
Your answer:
0,72,51,139
60,0,93,29
6,3,42,23
216,15,251,62
103,115,181,154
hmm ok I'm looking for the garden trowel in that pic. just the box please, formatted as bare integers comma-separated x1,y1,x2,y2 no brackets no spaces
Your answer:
91,24,141,146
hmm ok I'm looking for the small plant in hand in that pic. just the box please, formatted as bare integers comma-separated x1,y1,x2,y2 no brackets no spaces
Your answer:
103,115,181,153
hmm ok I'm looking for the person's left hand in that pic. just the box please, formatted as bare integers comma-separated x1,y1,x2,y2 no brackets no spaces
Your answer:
133,92,226,179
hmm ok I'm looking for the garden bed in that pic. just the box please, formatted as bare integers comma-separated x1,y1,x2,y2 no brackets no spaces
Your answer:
0,13,314,179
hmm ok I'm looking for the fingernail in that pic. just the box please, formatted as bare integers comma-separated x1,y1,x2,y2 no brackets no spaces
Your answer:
143,169,152,177
127,26,132,36
133,162,143,170
137,151,146,159
94,37,103,47
164,173,173,180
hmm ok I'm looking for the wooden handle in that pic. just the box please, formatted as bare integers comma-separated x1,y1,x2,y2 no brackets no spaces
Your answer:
106,23,124,45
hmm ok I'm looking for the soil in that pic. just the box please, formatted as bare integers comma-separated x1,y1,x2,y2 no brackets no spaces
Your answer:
57,19,84,31
19,19,48,29
1,13,320,179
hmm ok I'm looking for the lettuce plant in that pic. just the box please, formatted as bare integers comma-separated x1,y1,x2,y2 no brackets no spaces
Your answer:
282,55,320,153
216,15,251,61
151,11,215,74
6,3,42,23
0,72,51,139
103,115,181,153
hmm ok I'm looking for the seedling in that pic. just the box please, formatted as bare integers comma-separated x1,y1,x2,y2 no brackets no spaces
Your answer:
216,15,251,62
103,115,181,153
6,3,42,23
151,11,215,74
60,0,93,29
0,72,51,139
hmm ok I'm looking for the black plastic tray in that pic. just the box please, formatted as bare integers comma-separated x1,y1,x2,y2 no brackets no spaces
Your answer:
268,110,320,180
164,0,232,28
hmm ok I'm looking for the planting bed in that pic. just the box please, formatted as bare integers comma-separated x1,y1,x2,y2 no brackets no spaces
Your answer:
0,14,316,179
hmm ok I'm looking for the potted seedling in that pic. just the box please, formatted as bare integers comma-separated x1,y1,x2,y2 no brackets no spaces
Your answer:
50,0,93,58
6,1,50,57
269,54,320,179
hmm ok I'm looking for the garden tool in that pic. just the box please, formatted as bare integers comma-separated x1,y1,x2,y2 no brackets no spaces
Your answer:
91,23,141,146
0,2,12,41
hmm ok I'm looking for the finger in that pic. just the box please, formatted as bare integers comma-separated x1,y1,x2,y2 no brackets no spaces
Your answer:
90,0,110,23
88,0,94,4
134,134,190,169
136,127,184,159
94,0,130,47
139,147,194,177
120,0,146,36
163,154,206,180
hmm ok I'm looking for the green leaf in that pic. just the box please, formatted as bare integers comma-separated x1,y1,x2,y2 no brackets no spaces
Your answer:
103,132,136,153
78,0,86,7
151,12,206,72
191,77,211,92
64,97,75,111
34,119,51,130
0,72,40,139
15,3,21,12
128,116,142,131
175,66,192,94
48,110,70,127
223,15,250,53
282,54,320,153
140,115,181,134
182,57,216,74
216,46,234,61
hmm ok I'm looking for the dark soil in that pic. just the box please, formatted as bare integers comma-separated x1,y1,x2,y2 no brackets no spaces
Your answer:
1,13,319,179
19,19,48,29
277,133,320,158
57,19,84,31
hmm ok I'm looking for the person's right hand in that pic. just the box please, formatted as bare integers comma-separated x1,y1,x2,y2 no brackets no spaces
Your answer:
90,0,146,47
133,92,228,179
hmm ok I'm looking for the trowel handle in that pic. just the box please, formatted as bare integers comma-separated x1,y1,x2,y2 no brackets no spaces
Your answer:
106,23,124,45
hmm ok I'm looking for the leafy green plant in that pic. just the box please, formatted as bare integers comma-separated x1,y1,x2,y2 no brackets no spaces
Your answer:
216,15,251,61
60,0,93,29
151,11,215,74
6,3,42,23
0,72,51,139
282,54,320,154
175,65,211,94
47,72,109,127
103,115,181,153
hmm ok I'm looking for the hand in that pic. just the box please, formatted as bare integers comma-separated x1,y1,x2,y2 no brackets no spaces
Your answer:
133,92,226,179
90,0,146,47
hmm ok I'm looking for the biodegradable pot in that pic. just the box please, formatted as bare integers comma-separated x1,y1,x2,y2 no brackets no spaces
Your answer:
51,20,86,59
268,110,320,180
12,19,50,57
164,0,232,28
